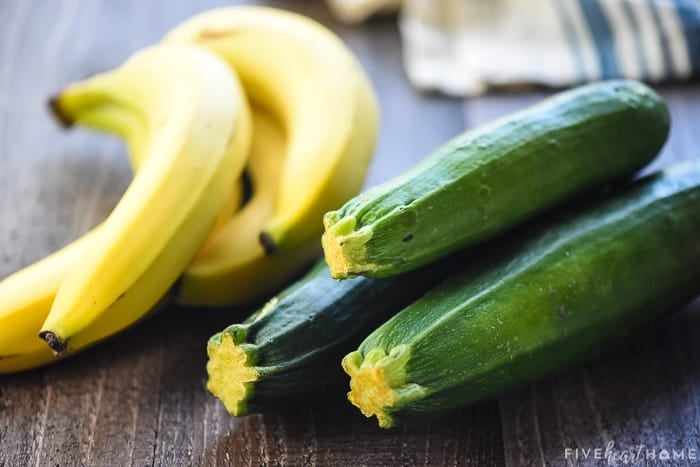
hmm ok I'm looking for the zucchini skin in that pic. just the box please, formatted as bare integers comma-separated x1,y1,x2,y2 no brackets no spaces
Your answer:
206,258,456,416
323,80,669,278
343,161,700,428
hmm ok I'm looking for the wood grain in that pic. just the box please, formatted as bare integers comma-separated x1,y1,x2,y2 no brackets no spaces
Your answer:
1,1,699,466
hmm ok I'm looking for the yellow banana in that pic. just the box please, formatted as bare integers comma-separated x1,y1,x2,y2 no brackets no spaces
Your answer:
49,66,244,229
176,106,319,307
164,6,380,253
0,102,153,373
0,109,285,373
38,43,251,355
0,104,150,364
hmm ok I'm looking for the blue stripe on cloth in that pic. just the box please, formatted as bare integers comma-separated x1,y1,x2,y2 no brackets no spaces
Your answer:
621,0,649,77
553,0,587,81
648,0,676,75
673,0,700,73
578,0,621,78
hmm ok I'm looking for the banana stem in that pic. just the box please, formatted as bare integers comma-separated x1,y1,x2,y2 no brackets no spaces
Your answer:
38,331,68,356
48,95,75,128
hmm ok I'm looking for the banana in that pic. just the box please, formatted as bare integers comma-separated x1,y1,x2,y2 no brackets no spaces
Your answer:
50,95,244,226
0,100,149,368
0,109,289,373
0,106,315,374
0,63,247,370
38,43,252,355
0,107,297,373
164,6,380,253
0,102,149,364
176,106,319,307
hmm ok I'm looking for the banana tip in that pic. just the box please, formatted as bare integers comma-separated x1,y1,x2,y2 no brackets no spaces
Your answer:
259,232,277,255
47,95,74,128
38,331,68,357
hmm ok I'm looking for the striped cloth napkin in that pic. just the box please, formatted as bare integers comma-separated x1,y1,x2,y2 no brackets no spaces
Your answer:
327,0,700,96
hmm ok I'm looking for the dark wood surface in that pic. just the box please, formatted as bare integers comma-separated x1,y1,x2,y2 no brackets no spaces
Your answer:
1,1,699,466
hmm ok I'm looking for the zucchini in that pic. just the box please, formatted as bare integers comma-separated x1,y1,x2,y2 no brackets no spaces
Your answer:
323,80,669,279
343,160,700,428
205,257,456,416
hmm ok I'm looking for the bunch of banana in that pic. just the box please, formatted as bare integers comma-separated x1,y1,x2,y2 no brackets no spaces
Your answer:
0,6,379,373
1,43,252,371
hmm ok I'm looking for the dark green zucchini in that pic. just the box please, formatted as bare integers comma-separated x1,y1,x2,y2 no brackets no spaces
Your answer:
343,160,700,428
205,258,456,416
323,80,669,279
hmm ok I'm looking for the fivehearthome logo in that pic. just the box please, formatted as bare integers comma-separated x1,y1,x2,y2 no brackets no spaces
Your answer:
564,441,698,464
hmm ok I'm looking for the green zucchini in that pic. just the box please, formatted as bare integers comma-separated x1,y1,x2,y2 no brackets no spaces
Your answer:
205,257,456,416
343,160,700,428
323,80,669,279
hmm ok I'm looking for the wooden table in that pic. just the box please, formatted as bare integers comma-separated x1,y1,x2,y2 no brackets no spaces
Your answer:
2,1,699,465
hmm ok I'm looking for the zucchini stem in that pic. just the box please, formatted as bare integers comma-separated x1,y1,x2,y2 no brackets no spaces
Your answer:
206,326,259,416
321,213,375,279
342,345,426,428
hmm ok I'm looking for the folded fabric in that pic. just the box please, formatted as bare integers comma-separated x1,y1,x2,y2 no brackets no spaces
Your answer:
326,0,700,96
